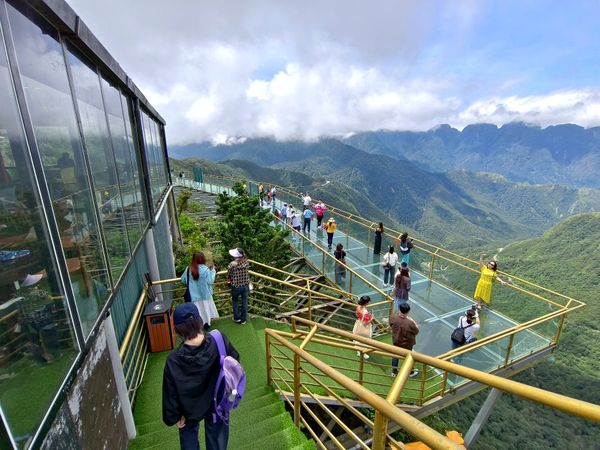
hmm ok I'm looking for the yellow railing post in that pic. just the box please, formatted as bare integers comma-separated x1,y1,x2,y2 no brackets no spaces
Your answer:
349,272,353,293
429,248,439,280
266,333,272,385
419,364,428,406
504,334,515,366
554,312,567,344
293,353,301,426
307,280,313,322
372,411,388,450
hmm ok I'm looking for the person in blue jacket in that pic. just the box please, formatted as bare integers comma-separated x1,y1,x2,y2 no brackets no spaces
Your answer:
182,252,218,330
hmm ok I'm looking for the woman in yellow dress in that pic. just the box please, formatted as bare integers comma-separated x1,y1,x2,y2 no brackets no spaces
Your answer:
474,255,506,309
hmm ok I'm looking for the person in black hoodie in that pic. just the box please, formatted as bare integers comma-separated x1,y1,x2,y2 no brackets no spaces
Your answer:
163,303,240,450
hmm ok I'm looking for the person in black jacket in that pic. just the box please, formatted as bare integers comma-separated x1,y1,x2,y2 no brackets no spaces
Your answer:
163,303,240,450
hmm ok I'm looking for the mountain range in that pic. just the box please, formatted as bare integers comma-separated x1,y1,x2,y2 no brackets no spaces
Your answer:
343,122,600,188
170,130,600,247
171,122,600,189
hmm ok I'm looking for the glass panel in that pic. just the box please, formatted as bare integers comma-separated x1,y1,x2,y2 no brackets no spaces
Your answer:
7,3,110,336
121,94,147,227
100,79,143,250
152,120,168,193
67,49,130,282
0,12,77,447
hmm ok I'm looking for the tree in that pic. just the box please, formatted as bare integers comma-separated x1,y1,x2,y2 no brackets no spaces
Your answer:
214,181,291,268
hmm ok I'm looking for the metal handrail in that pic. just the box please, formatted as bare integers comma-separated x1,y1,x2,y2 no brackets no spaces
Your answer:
276,316,600,422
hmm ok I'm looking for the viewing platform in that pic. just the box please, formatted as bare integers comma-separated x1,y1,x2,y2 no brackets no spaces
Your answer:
171,176,584,399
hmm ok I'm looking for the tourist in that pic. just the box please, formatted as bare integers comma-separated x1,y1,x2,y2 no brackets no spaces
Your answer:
474,255,506,309
353,295,373,359
453,308,480,347
227,248,250,324
270,186,277,206
334,243,346,284
181,252,218,329
314,200,328,227
266,185,272,205
280,203,288,223
382,246,398,287
303,207,313,233
302,192,312,210
162,302,239,450
389,303,419,377
373,222,383,255
324,218,336,250
398,232,413,265
392,262,411,312
290,209,301,232
258,183,264,206
287,204,294,226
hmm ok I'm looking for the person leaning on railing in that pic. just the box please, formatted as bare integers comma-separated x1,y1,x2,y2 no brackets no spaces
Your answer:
227,248,250,325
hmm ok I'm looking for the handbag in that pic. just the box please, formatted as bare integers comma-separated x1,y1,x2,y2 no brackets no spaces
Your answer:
352,318,373,338
183,268,192,302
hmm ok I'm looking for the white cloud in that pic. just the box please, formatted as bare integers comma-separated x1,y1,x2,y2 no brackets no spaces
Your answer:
65,0,600,144
454,90,600,129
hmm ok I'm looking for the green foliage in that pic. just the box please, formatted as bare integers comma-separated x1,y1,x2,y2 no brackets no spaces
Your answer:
213,184,291,268
176,188,192,215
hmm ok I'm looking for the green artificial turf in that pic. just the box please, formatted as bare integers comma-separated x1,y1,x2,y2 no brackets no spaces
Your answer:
254,318,443,406
128,317,316,450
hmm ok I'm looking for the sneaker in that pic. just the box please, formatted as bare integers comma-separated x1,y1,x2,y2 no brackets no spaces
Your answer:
364,354,370,360
240,321,247,325
409,369,419,378
391,371,398,378
234,319,242,324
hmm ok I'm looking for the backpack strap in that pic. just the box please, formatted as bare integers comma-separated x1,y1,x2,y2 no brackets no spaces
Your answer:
210,330,227,359
459,318,474,330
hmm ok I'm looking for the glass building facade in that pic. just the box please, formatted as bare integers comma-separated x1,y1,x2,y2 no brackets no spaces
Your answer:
0,0,174,448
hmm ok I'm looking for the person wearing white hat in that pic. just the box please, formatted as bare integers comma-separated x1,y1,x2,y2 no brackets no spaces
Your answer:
324,218,337,250
227,248,250,324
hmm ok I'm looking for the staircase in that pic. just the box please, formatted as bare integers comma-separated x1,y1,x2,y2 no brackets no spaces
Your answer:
175,186,219,220
128,317,315,449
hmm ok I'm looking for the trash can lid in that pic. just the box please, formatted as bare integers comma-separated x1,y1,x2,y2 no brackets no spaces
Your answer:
144,300,171,316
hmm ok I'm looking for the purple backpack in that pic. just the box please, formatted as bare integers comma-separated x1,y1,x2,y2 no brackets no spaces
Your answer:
210,330,246,423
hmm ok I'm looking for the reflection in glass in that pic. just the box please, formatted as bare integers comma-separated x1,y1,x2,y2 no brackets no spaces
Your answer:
122,94,148,227
7,3,109,336
0,11,77,448
101,79,144,250
67,49,130,282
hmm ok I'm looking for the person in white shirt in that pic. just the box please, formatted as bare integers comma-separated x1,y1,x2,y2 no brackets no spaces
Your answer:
382,246,398,287
302,192,312,210
291,210,301,231
451,308,480,363
457,309,480,343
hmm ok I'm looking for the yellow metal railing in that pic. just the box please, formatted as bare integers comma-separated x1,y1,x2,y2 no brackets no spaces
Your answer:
118,285,151,405
151,262,574,398
266,317,600,449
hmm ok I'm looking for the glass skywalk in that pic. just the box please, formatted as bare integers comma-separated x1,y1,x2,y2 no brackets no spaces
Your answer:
175,177,557,383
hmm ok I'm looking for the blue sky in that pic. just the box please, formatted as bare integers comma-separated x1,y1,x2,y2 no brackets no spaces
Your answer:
69,0,600,143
